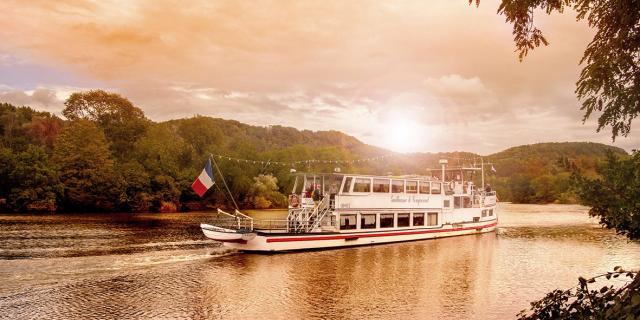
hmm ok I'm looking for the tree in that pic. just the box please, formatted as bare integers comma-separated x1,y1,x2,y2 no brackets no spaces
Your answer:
134,123,195,178
7,145,61,212
0,147,16,201
473,0,640,139
245,174,286,209
63,90,149,158
23,114,62,150
518,268,639,320
118,161,152,212
573,150,640,240
53,120,123,211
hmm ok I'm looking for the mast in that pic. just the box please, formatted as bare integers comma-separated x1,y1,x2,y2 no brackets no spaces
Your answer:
210,154,240,211
439,159,448,182
481,157,485,190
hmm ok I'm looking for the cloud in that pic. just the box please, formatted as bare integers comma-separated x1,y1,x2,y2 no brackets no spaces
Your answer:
0,0,636,153
0,87,63,112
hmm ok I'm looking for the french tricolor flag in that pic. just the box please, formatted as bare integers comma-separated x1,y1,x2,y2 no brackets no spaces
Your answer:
191,158,215,197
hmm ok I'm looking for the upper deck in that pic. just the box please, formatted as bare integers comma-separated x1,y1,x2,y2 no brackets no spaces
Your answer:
290,172,496,211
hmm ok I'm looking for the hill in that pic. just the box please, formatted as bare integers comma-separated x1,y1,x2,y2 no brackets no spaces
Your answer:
485,142,627,203
0,100,628,212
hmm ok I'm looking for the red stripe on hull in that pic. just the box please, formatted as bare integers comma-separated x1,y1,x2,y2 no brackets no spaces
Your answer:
266,222,498,243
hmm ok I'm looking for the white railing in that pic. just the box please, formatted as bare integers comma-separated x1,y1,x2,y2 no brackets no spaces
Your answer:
286,196,333,233
211,208,254,231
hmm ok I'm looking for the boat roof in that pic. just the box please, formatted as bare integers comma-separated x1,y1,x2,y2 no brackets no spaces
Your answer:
291,172,443,180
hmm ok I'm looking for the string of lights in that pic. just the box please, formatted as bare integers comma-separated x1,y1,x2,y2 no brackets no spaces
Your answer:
210,153,499,169
210,153,395,166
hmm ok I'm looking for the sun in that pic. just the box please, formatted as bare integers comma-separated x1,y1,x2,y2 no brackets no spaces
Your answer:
383,118,426,153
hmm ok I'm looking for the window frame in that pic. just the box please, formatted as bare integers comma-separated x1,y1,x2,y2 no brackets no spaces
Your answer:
431,182,442,194
340,214,357,230
342,177,353,194
406,180,418,194
391,180,405,193
352,177,372,193
397,213,410,227
427,212,438,226
360,213,377,229
463,196,472,208
372,178,390,193
412,213,425,226
379,213,395,228
419,181,430,194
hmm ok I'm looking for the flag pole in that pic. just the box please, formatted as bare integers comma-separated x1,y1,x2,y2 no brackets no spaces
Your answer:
210,153,240,211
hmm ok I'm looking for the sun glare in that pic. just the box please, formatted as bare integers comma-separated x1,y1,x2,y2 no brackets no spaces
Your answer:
384,119,425,153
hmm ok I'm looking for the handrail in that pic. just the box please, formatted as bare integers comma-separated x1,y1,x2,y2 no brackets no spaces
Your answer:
216,208,254,231
285,195,333,233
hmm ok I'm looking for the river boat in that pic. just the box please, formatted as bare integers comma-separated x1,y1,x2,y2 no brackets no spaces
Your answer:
201,159,498,252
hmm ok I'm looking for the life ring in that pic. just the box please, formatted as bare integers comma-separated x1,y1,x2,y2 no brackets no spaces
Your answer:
289,194,300,208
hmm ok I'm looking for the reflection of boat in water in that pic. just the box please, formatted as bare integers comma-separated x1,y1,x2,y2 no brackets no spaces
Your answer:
201,159,498,252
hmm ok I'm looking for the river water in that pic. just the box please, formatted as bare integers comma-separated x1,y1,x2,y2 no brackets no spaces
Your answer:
1,203,639,319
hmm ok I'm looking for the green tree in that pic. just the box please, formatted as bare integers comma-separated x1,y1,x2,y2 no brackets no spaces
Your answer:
0,147,16,203
53,120,123,211
63,90,149,158
245,174,286,209
574,151,640,240
149,175,181,212
473,0,640,139
134,123,195,178
7,145,61,212
118,161,152,212
518,268,639,320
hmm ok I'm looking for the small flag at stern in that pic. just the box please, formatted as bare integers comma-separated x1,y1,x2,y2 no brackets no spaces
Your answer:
192,158,215,197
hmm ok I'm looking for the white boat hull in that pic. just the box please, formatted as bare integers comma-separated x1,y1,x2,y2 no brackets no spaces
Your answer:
210,219,497,252
200,223,256,242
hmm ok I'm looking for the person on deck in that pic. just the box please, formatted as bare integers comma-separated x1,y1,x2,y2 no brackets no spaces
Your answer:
485,184,492,193
312,184,322,205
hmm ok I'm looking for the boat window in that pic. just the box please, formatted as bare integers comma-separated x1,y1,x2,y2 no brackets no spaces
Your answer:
454,196,462,209
360,214,376,229
340,214,357,230
353,178,372,192
406,181,418,194
373,179,390,193
397,213,410,227
427,212,438,226
463,197,472,208
482,209,487,217
293,176,303,194
328,175,343,195
391,180,404,193
342,177,353,193
380,213,394,228
431,182,442,194
413,213,425,226
419,181,430,194
489,209,494,216
444,199,450,207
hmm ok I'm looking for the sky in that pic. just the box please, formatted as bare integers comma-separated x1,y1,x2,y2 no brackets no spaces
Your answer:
0,0,637,154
